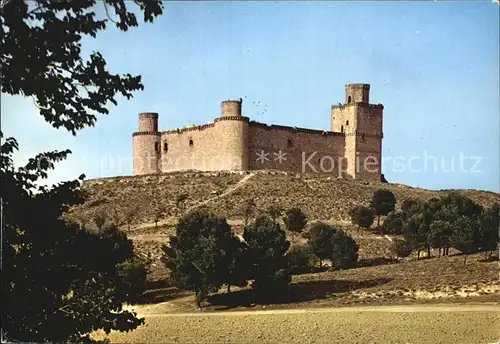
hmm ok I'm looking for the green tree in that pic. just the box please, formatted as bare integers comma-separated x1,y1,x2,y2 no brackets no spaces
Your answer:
116,257,149,304
286,244,317,274
439,193,483,220
390,239,413,259
402,200,438,258
428,220,453,258
401,198,421,220
450,216,480,265
382,211,404,235
2,0,163,133
243,216,291,300
478,203,499,258
370,189,397,226
283,207,308,236
163,209,241,306
308,222,335,268
349,205,374,234
225,235,251,293
1,142,148,341
330,230,359,269
266,204,283,224
2,0,163,340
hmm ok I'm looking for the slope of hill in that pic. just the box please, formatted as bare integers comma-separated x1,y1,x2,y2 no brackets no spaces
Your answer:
70,170,500,228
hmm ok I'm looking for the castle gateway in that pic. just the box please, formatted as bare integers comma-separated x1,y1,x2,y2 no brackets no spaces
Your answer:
132,84,384,181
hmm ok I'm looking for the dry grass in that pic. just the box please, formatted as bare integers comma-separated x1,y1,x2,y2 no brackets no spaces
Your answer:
69,171,500,229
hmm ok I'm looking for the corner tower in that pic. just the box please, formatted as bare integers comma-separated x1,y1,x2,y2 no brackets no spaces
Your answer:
133,112,161,175
332,84,383,181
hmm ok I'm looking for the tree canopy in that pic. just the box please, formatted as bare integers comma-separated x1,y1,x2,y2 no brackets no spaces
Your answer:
370,189,397,226
1,0,164,341
1,0,163,134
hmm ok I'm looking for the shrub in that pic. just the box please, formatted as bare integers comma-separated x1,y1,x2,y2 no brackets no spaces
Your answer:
164,209,244,302
349,205,374,232
266,205,283,224
382,211,404,235
370,189,397,226
283,207,308,235
308,222,336,268
390,239,413,258
286,244,317,274
330,230,359,269
243,216,290,299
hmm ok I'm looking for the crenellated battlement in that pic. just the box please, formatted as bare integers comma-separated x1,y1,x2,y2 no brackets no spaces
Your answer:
214,116,250,123
332,103,384,110
139,112,159,118
162,123,216,135
249,121,344,136
132,131,161,137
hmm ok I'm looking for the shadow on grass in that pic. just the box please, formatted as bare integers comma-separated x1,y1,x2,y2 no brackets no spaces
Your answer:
207,277,393,310
135,279,188,304
357,257,399,268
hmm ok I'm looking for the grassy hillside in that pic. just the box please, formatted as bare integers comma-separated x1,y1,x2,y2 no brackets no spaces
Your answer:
69,170,500,228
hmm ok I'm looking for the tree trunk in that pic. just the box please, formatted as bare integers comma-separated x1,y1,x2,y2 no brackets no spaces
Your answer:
427,247,431,258
438,248,441,258
227,284,231,293
417,250,420,259
319,259,322,268
463,254,467,265
377,215,380,227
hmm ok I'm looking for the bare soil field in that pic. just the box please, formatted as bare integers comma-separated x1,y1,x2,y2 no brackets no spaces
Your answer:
95,304,500,344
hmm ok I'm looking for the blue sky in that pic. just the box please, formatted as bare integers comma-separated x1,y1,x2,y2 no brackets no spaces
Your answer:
2,1,499,192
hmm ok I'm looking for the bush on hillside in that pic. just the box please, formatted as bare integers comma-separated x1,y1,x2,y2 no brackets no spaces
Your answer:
283,207,308,235
382,211,404,235
390,239,413,259
286,244,317,274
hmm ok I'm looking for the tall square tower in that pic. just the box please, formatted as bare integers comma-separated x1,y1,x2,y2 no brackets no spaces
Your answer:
331,84,383,181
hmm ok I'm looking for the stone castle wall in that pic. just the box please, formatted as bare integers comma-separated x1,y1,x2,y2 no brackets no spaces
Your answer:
132,84,384,180
247,123,346,174
160,117,248,172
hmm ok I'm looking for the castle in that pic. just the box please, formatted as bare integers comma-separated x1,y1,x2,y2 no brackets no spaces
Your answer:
132,83,384,181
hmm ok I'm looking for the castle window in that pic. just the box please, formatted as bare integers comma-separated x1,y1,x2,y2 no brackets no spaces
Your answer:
341,125,344,133
348,96,352,103
361,133,365,142
189,139,193,146
154,142,160,152
164,142,168,152
287,139,293,148
346,120,349,125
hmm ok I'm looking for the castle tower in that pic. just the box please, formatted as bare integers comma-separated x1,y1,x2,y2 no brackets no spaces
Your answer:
214,98,249,170
133,112,161,175
221,99,242,117
332,84,383,181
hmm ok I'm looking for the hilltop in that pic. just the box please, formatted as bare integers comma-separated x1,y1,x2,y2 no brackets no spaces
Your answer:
71,170,500,228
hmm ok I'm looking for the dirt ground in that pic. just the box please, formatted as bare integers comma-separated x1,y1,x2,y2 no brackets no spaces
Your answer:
96,304,500,344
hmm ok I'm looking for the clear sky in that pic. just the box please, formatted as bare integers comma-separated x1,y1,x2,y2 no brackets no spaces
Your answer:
2,1,499,192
